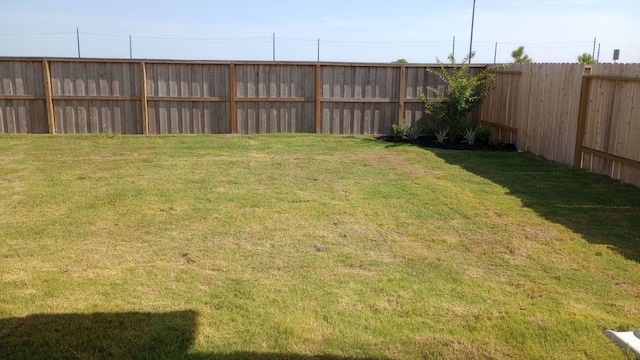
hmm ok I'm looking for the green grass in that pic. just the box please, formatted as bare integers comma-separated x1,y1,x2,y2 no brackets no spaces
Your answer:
1,134,639,359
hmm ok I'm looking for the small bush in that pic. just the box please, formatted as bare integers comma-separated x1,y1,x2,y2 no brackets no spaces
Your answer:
476,124,492,144
489,133,503,147
391,122,408,138
423,121,439,138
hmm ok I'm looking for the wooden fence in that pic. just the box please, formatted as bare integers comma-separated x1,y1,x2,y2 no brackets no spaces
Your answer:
480,63,585,166
2,58,639,186
480,63,640,187
577,65,640,187
0,58,488,136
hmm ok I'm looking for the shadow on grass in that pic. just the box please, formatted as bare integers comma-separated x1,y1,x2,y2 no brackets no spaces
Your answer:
427,148,640,262
0,311,389,360
0,310,197,359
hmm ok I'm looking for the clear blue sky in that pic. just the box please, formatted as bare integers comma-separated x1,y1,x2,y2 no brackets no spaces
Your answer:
1,0,638,63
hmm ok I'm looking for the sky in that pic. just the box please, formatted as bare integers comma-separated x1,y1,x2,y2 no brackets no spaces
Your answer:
0,0,638,64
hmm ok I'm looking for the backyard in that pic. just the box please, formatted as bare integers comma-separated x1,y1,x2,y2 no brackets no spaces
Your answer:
1,134,639,359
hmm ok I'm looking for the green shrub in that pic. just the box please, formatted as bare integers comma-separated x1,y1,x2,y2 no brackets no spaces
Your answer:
489,133,503,147
476,124,492,144
391,122,408,138
423,121,439,138
419,53,498,137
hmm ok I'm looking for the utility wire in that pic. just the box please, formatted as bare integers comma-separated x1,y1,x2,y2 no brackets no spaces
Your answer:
0,30,617,47
131,35,271,41
0,32,74,37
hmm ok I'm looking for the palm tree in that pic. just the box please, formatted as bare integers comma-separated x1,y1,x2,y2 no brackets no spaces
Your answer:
511,46,532,63
577,53,596,64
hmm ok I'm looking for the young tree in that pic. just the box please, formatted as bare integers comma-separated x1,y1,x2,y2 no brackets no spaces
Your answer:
419,52,498,139
577,53,596,64
392,58,408,64
511,46,532,63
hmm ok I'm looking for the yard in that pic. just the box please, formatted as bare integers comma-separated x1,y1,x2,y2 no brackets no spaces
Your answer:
1,134,639,359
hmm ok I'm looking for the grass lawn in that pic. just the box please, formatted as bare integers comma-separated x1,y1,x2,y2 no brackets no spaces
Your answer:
1,134,639,359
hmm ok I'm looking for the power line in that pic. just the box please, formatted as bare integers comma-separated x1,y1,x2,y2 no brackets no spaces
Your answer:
277,37,318,43
2,29,636,62
320,39,452,45
0,32,74,37
83,32,129,38
474,40,595,45
0,30,617,47
131,35,271,41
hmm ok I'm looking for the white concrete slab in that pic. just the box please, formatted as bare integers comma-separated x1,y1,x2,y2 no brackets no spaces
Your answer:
605,329,640,357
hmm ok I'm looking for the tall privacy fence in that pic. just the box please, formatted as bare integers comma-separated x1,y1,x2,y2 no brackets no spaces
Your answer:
480,63,640,187
1,58,639,187
0,58,485,136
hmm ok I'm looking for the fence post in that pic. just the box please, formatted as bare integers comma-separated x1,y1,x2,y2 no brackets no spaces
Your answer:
140,61,149,134
398,65,406,125
229,63,237,134
574,75,592,168
42,60,56,134
315,64,322,133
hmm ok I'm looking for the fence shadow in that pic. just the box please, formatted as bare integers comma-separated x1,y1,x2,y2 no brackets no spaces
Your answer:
427,149,640,263
0,311,390,360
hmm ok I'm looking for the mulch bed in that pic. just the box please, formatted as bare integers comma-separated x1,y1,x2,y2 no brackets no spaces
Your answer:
376,135,517,151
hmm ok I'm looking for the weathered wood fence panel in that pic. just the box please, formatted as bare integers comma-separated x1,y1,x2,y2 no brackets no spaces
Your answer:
322,66,398,134
236,64,315,134
53,100,141,134
48,61,142,134
403,67,438,129
0,60,48,133
1,58,491,137
145,63,230,134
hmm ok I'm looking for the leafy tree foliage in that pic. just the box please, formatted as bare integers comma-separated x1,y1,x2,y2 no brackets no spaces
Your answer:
511,46,532,63
577,53,596,64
